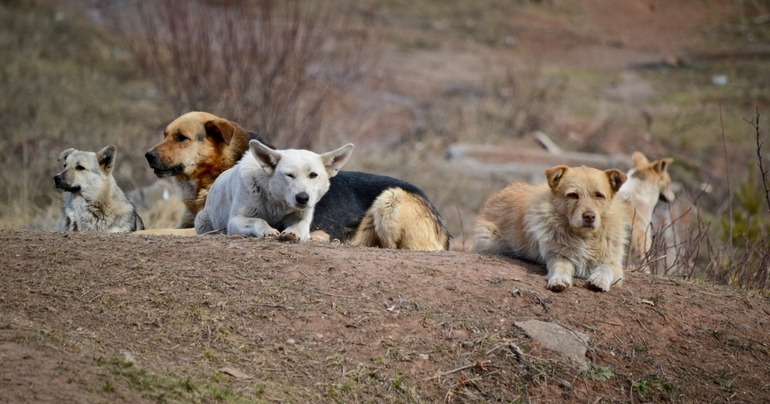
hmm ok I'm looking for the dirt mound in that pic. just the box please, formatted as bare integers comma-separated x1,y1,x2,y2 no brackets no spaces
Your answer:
1,230,768,402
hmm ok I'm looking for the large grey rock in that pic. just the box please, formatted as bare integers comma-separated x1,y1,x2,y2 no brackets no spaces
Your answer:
514,320,589,371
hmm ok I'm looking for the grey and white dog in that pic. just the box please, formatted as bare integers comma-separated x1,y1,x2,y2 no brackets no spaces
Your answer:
53,145,144,232
195,140,353,242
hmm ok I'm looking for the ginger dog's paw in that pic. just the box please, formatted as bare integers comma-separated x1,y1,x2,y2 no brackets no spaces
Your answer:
587,272,613,292
546,274,572,292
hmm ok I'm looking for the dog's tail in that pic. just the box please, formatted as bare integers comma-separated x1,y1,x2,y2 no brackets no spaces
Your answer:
351,188,450,251
472,219,505,256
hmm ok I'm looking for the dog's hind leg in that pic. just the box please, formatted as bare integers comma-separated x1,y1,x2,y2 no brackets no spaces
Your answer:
473,219,506,255
350,212,382,248
194,210,214,235
352,188,446,251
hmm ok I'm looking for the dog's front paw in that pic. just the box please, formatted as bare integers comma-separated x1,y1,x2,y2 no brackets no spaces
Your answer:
278,230,302,243
586,272,613,292
546,274,572,292
257,227,280,239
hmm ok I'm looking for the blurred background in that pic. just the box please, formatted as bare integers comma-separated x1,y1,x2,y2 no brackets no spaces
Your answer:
2,0,769,289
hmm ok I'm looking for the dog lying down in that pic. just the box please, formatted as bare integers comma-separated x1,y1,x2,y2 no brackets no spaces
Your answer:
474,165,630,292
53,145,144,233
195,140,354,242
195,140,451,250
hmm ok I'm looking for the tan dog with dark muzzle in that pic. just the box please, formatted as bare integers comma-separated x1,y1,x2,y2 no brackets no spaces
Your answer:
143,111,272,229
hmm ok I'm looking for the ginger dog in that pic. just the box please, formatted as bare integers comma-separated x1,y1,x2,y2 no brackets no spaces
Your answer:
474,166,629,292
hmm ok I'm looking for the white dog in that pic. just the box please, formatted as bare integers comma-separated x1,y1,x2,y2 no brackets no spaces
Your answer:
53,145,144,233
194,140,354,242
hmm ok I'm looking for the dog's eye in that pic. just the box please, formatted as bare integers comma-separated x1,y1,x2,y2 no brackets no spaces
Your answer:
309,172,318,179
175,134,188,142
594,192,605,199
76,165,85,171
285,173,295,179
566,192,579,200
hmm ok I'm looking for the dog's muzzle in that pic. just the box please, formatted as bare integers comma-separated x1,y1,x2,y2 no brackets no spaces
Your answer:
295,192,310,207
53,174,79,192
145,150,183,178
581,211,596,228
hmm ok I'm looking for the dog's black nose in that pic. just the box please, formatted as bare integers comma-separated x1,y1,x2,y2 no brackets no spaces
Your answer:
53,174,62,186
582,211,596,224
145,150,158,165
296,192,310,206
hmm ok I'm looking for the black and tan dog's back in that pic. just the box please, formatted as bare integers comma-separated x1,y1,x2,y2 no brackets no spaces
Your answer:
313,171,450,250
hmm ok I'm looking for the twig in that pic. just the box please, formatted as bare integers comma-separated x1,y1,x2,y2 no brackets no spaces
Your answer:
635,317,650,333
598,320,624,326
424,362,488,380
314,289,355,299
514,288,549,312
719,103,733,254
745,108,770,213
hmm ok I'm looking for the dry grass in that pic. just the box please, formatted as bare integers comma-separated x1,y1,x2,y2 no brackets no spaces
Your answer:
0,0,172,229
105,0,378,150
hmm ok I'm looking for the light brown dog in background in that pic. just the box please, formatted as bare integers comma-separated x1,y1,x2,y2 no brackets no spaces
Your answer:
617,152,675,262
474,165,629,292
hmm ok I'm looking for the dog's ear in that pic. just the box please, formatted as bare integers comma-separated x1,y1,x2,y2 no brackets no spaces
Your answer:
97,145,118,174
652,157,673,173
58,148,76,162
250,140,281,174
321,143,354,178
205,119,237,146
544,165,569,189
604,169,627,193
631,152,649,169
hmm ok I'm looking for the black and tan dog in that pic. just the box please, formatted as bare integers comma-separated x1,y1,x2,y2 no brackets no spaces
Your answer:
143,111,450,250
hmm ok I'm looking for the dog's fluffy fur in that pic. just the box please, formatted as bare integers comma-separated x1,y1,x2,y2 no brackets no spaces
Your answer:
617,151,675,261
195,141,354,242
147,112,449,250
144,111,271,229
474,165,629,292
53,145,144,233
313,172,450,251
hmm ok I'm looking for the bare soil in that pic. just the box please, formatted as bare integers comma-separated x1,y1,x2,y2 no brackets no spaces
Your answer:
2,230,769,403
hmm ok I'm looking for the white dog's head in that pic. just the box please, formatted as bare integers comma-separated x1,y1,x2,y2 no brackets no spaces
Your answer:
250,140,354,210
54,145,117,199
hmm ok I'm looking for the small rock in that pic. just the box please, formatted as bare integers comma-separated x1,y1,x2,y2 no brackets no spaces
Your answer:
418,354,429,361
287,338,295,345
515,320,589,371
462,341,474,349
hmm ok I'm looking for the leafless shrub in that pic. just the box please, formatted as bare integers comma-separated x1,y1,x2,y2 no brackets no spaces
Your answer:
106,0,377,149
634,109,770,294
